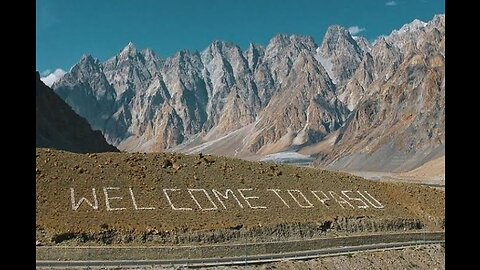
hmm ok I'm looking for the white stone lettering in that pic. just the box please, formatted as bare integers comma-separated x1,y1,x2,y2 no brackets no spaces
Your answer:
70,188,98,211
187,189,218,211
128,188,155,210
103,187,126,211
357,191,385,209
328,191,355,209
311,190,330,208
212,189,244,209
237,188,267,209
267,189,290,208
163,189,192,211
341,190,369,209
69,186,385,212
287,190,314,208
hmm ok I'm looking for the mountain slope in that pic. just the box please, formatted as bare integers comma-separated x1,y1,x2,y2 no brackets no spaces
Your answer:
315,15,445,172
52,34,348,155
36,72,118,153
36,148,444,246
51,15,445,173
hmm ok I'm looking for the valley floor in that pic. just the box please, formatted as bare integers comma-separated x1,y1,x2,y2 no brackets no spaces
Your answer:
344,155,445,190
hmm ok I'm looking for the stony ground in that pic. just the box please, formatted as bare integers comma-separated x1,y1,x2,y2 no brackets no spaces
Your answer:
193,245,445,270
242,245,445,270
36,148,444,245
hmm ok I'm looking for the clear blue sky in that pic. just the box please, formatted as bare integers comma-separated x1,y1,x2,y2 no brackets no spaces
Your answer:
36,0,444,74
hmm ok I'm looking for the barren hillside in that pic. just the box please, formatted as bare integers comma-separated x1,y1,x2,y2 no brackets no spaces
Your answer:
36,148,444,246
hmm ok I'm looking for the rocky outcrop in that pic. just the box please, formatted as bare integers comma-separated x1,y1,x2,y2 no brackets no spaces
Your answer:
36,72,118,153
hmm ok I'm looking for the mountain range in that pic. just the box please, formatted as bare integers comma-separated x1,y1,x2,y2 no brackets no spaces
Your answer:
50,14,444,172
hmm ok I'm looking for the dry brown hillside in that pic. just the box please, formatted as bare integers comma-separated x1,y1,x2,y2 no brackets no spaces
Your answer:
36,148,444,246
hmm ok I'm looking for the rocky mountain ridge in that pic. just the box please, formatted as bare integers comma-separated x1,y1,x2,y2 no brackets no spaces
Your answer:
52,14,445,172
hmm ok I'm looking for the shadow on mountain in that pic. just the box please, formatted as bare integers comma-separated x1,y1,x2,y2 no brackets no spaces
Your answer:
36,71,118,153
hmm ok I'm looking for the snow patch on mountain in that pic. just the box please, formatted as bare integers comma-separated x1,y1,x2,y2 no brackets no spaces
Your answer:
41,69,66,87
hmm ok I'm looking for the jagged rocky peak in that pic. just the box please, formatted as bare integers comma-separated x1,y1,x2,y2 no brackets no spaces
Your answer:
266,34,317,55
339,51,375,111
261,33,317,76
119,41,138,58
431,14,445,28
245,43,265,72
77,54,101,70
199,39,260,136
125,41,136,48
201,40,248,69
387,15,444,52
246,42,265,54
252,34,318,105
50,15,444,170
55,53,107,91
320,25,361,56
370,37,402,81
289,34,316,46
423,14,445,40
141,48,157,59
317,25,363,86
425,14,445,54
371,36,396,52
271,33,315,44
164,50,203,72
79,53,95,63
207,39,238,50
392,19,427,36
56,54,103,86
242,33,347,153
161,50,206,127
373,36,386,46
201,41,237,70
317,15,445,172
200,40,252,87
53,51,117,135
102,41,163,97
106,42,160,74
353,36,371,53
161,50,204,94
268,33,290,46
105,42,142,69
203,40,240,56
141,48,164,77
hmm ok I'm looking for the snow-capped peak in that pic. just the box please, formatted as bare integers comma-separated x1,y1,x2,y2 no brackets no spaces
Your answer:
390,19,427,37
